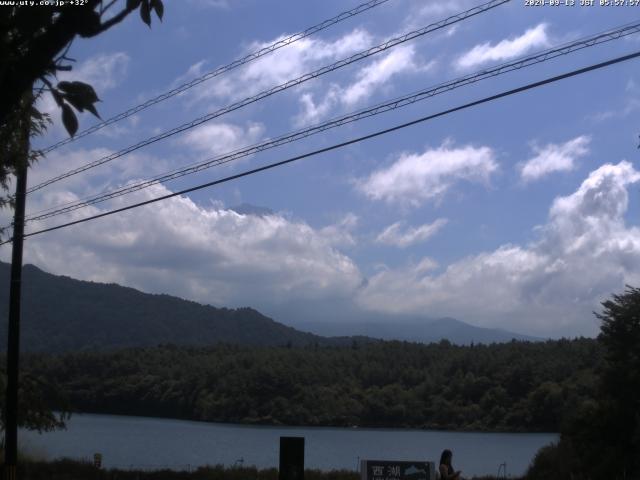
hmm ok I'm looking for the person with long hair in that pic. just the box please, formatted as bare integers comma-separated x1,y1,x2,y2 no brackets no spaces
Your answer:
438,449,461,480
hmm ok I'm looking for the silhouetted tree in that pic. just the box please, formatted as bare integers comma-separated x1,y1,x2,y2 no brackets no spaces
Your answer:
0,0,164,208
0,0,165,429
528,286,640,480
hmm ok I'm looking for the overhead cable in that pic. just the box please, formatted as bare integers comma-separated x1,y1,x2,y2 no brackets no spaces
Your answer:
27,0,510,194
39,0,393,154
3,49,637,245
24,20,640,223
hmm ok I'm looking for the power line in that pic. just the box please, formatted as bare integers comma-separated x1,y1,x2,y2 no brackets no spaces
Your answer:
27,0,510,195
23,20,640,223
4,49,638,245
39,0,392,155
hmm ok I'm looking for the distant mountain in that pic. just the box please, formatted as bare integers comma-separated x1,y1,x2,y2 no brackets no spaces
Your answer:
0,261,539,352
0,262,363,353
297,316,541,345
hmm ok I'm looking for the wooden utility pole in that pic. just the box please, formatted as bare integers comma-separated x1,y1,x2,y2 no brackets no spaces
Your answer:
4,163,27,480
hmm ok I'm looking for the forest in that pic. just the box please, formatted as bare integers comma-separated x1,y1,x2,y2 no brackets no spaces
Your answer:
18,337,601,433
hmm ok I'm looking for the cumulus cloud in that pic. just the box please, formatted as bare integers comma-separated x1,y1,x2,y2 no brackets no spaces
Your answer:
520,136,591,182
376,218,448,248
8,184,363,310
179,122,265,156
357,142,498,206
456,24,549,70
357,161,640,336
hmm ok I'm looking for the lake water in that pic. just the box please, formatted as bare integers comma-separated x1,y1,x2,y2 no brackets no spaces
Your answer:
20,414,557,478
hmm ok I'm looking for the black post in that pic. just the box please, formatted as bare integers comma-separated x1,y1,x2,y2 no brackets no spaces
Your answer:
279,437,304,480
4,163,27,480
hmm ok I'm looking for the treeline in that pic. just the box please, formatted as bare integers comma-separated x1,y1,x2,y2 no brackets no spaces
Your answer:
21,338,601,432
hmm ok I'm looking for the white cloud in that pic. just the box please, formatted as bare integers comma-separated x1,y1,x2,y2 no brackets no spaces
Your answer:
456,24,550,70
588,78,640,122
520,136,590,182
341,45,425,106
185,29,428,126
403,0,474,29
20,147,172,221
320,213,359,247
294,85,341,127
357,161,640,336
193,29,374,103
295,46,432,126
376,218,448,248
61,52,130,93
357,142,498,207
182,26,430,126
179,122,265,156
7,184,363,309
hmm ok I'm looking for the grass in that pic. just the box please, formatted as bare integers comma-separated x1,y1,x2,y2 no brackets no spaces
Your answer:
15,458,518,480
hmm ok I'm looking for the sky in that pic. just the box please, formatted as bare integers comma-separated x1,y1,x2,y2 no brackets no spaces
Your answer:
2,0,640,338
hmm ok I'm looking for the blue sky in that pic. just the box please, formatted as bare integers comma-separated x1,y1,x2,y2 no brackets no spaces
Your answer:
2,0,640,338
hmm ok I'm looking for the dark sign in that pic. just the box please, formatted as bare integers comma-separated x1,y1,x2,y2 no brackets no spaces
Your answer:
360,460,434,480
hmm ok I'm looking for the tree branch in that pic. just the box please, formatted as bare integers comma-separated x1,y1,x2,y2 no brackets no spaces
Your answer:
85,5,138,37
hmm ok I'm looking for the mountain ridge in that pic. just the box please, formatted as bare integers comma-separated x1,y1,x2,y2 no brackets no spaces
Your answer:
0,261,539,352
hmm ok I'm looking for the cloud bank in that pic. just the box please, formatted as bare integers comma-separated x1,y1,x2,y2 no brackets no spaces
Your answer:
357,161,640,336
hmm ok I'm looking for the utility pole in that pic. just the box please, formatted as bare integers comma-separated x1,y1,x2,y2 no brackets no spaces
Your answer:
4,162,27,480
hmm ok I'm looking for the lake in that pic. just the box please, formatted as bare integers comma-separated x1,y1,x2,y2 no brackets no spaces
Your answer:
20,414,557,478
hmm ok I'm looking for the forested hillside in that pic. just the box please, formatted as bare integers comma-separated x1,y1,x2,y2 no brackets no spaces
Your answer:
22,338,601,432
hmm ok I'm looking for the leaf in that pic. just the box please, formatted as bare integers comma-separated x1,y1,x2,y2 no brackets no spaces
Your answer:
140,0,151,27
61,103,78,137
58,81,101,118
85,103,102,120
30,107,44,121
57,81,99,104
151,0,164,21
127,0,142,9
62,93,85,113
51,89,64,107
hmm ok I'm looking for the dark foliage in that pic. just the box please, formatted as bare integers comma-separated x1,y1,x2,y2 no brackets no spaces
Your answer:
0,0,163,217
526,286,640,480
20,338,601,432
0,0,163,128
0,366,70,433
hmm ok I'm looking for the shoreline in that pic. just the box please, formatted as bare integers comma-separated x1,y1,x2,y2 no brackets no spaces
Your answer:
54,410,560,436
